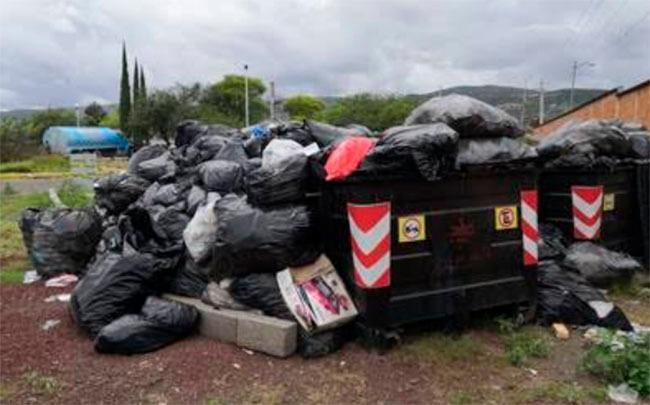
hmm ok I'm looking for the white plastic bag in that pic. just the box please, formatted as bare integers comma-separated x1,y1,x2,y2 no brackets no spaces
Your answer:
183,194,219,263
262,139,305,168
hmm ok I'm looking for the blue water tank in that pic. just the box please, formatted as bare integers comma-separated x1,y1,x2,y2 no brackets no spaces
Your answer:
42,127,130,154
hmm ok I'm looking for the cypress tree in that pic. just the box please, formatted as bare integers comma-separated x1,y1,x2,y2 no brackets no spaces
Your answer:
139,67,146,102
118,42,131,133
133,59,139,104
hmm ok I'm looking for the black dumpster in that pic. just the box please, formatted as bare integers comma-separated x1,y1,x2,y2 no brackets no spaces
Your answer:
319,170,538,335
539,165,647,266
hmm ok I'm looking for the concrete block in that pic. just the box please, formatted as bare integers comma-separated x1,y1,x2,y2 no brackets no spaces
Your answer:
236,311,297,358
163,294,297,358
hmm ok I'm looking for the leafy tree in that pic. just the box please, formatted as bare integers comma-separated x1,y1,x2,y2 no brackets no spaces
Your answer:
284,94,325,120
143,84,202,143
321,94,418,131
99,110,120,129
119,42,131,133
201,75,267,127
1,109,76,160
83,102,106,126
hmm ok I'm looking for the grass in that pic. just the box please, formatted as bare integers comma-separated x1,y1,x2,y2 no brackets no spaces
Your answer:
22,371,61,396
497,318,551,367
580,328,650,397
609,275,650,326
0,181,93,283
518,382,608,404
397,332,485,363
0,154,70,174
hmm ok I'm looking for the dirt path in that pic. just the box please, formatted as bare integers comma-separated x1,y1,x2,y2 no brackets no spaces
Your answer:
0,179,93,194
0,282,613,405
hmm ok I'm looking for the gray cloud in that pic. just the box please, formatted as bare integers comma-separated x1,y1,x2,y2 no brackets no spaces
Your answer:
1,0,649,109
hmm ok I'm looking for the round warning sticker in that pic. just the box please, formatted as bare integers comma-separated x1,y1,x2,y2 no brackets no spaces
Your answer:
398,215,425,242
494,206,518,230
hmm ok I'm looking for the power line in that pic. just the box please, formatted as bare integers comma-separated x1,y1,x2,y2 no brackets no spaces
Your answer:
563,0,606,51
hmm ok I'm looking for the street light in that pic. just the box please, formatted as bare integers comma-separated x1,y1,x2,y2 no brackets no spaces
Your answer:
243,64,249,127
570,61,596,108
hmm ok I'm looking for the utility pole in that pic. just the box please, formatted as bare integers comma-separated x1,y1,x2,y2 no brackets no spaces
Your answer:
520,80,527,127
539,80,545,125
570,60,595,108
269,81,275,120
244,64,249,127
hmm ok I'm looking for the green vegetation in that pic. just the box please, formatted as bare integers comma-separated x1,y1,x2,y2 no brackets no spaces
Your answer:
497,318,551,366
320,93,417,131
83,102,107,126
119,41,131,134
0,154,70,174
519,382,607,404
284,94,325,120
580,328,650,397
398,333,485,363
201,75,268,126
23,371,61,396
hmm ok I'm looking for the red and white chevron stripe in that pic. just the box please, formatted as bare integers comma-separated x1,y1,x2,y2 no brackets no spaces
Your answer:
520,190,539,266
571,186,603,240
347,202,391,289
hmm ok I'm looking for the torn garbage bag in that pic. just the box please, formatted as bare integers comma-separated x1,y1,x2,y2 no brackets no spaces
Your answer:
562,242,641,288
404,94,524,139
94,173,150,214
455,138,537,167
94,296,198,354
324,137,375,181
198,160,244,193
246,153,309,206
212,195,319,277
21,207,102,278
70,252,176,337
536,261,632,331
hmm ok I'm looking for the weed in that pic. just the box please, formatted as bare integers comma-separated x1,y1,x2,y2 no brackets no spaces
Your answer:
520,382,607,404
398,333,485,363
449,390,475,405
580,328,650,397
1,182,17,195
0,154,70,174
205,398,228,405
57,180,93,208
23,371,60,396
498,318,550,367
0,384,15,401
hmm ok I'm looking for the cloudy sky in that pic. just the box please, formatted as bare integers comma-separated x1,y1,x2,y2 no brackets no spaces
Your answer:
1,0,649,109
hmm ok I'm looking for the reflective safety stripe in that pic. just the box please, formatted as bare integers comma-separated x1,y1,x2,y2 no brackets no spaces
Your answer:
520,190,538,266
347,202,391,289
571,186,603,240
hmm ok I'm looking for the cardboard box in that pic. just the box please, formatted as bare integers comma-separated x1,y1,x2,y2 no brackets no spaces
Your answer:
277,255,357,332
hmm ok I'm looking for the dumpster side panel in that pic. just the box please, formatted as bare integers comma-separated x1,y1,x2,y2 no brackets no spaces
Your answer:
320,172,537,328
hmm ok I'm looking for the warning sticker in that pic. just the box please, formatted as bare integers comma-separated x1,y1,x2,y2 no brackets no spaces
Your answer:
398,215,425,242
494,206,518,230
603,193,615,211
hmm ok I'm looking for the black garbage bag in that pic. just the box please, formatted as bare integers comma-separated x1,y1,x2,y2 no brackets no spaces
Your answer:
175,120,207,148
186,185,207,216
175,134,230,168
149,182,191,207
246,153,309,206
70,252,176,337
137,152,178,182
455,138,537,167
244,157,263,174
230,273,347,358
212,195,319,277
95,173,150,214
94,296,199,354
562,242,641,288
537,120,632,160
404,94,523,139
539,223,568,260
128,145,167,176
280,124,315,146
627,133,650,159
119,206,184,257
536,261,632,331
198,160,244,193
151,203,190,242
305,120,362,147
213,139,248,164
243,136,267,158
166,255,210,298
22,208,102,278
543,153,621,171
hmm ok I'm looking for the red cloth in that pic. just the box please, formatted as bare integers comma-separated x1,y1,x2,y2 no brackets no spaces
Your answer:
325,137,375,181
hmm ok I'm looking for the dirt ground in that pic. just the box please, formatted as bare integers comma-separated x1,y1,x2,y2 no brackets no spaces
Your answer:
2,281,634,405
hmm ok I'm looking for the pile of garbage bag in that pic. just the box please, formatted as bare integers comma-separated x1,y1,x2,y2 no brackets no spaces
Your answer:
537,119,650,169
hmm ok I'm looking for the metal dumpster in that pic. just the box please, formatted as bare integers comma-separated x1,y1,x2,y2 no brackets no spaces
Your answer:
319,170,539,335
539,165,647,266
